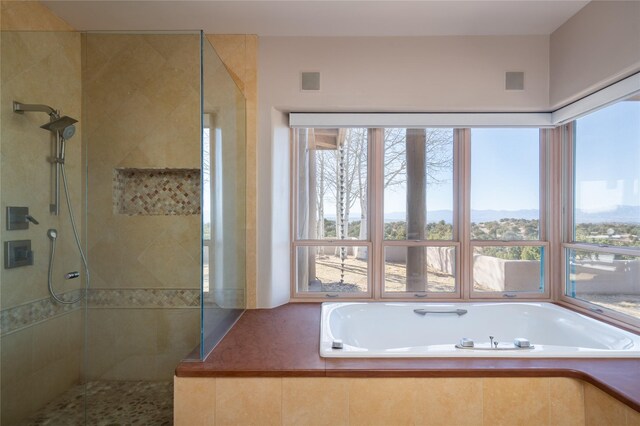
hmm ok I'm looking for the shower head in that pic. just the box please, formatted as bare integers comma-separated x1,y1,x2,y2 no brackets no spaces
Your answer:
41,116,77,140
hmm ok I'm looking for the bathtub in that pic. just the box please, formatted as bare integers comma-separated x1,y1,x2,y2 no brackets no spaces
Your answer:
320,302,640,358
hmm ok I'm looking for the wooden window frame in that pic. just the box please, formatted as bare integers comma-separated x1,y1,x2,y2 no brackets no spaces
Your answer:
291,126,551,302
557,120,640,329
466,128,551,300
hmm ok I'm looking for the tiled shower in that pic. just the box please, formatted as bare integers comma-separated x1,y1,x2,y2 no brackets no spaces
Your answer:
0,5,246,423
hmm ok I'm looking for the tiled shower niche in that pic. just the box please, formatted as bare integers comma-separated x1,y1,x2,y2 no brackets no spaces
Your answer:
113,168,201,215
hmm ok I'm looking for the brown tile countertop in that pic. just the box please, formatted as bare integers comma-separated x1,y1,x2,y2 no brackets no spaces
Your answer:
175,303,640,412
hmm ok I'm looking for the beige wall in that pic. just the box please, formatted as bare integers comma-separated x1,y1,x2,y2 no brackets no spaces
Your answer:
174,376,640,425
257,35,550,307
260,36,550,113
83,33,201,380
0,2,82,423
550,1,640,109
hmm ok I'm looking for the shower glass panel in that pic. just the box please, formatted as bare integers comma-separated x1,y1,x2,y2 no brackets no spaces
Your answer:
1,30,85,424
200,36,247,358
1,28,245,424
83,31,201,423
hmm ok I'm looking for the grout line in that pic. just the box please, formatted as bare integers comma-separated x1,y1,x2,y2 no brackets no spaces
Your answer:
480,377,485,426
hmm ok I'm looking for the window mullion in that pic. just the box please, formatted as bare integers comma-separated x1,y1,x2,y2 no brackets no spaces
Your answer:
371,128,384,300
459,129,471,300
563,122,576,244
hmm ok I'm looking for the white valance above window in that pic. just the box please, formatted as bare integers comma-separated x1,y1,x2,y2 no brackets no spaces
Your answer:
289,112,554,128
289,72,640,129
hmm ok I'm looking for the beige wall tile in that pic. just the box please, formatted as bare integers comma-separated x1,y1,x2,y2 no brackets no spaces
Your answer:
31,354,81,414
0,372,34,424
627,406,640,426
86,308,158,380
216,378,282,426
282,378,349,426
1,0,74,31
349,378,416,426
206,35,247,93
30,314,72,372
85,309,119,379
205,33,258,308
99,354,159,381
2,29,83,308
1,327,33,391
174,377,216,426
244,35,258,100
414,378,483,426
1,23,82,422
156,308,200,355
483,377,550,426
584,383,627,426
84,33,201,294
137,235,200,288
550,378,585,426
1,319,82,424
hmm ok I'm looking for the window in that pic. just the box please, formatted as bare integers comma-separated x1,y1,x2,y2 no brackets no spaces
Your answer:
469,128,548,297
293,128,371,296
292,126,547,300
563,98,640,322
382,128,457,297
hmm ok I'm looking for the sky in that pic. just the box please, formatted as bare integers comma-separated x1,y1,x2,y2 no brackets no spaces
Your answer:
381,128,542,219
470,128,540,211
575,100,640,214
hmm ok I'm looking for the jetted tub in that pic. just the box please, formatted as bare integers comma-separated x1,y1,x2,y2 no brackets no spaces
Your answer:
320,302,640,358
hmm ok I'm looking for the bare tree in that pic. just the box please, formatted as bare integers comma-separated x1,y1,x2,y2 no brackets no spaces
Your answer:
303,127,453,287
404,128,453,291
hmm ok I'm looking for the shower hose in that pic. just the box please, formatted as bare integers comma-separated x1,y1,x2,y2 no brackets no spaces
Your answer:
47,161,90,304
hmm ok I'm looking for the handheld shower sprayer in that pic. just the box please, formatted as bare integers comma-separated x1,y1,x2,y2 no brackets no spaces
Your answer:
13,100,87,305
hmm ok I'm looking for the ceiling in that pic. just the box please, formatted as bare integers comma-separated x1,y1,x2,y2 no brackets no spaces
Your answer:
42,1,590,36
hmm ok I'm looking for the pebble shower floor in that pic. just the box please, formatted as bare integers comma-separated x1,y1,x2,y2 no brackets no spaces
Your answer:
25,381,173,425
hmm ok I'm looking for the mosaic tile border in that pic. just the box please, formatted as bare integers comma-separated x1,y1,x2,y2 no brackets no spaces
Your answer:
204,289,246,310
0,289,200,336
88,288,200,308
0,289,83,336
113,168,201,216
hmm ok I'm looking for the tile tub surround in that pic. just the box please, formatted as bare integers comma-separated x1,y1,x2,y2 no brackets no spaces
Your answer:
175,304,640,414
175,376,640,426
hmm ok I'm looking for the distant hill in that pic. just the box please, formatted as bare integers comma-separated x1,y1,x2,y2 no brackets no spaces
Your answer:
382,209,539,224
327,206,640,224
575,205,640,224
